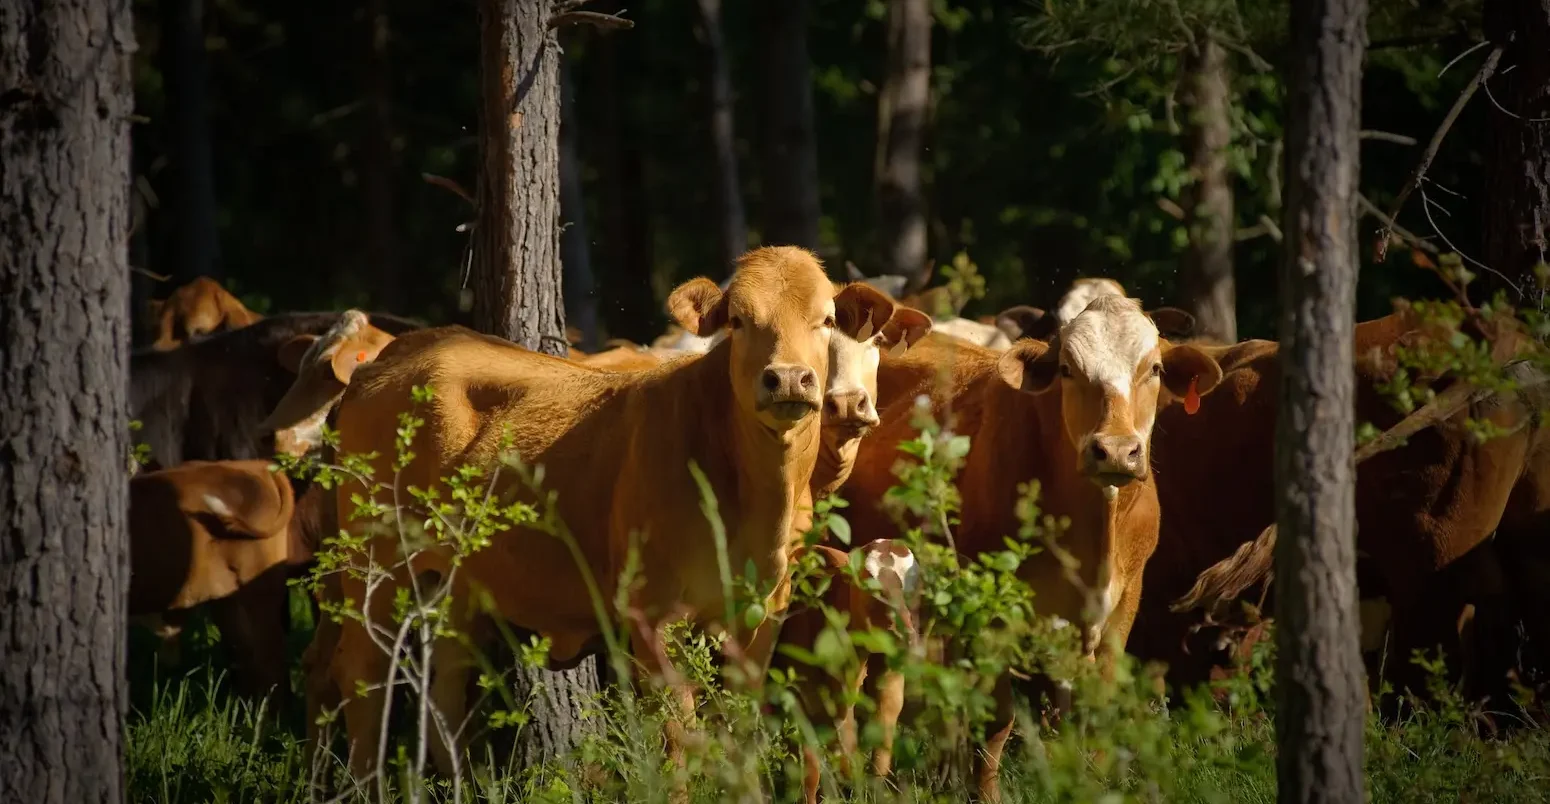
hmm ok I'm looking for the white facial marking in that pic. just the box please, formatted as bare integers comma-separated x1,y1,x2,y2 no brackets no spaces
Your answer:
826,330,881,403
1055,278,1126,326
1061,297,1159,401
202,493,233,518
864,541,921,598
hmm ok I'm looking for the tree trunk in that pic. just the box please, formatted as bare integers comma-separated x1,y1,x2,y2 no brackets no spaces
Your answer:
471,0,600,769
754,0,822,250
1483,0,1550,306
695,0,748,274
559,56,601,350
874,0,932,283
0,2,135,802
1274,0,1367,801
358,0,404,312
1179,33,1238,343
157,0,220,283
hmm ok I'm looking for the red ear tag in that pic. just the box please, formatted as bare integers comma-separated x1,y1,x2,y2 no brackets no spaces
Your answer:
356,350,368,363
1184,376,1201,415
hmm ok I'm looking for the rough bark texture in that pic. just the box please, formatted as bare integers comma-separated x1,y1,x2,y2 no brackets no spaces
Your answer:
875,0,932,283
0,2,135,801
1179,33,1238,343
359,0,403,311
559,57,600,349
754,0,822,250
696,0,748,273
471,0,600,769
157,0,220,283
1483,0,1550,305
1274,0,1367,801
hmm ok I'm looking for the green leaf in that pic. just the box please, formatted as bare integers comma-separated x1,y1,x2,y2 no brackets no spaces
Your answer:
828,514,852,545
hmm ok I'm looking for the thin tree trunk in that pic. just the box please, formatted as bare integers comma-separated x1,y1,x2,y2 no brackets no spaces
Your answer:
559,56,601,350
754,0,822,250
1483,0,1550,307
0,2,135,801
471,0,600,769
1274,0,1367,801
695,0,748,274
1179,33,1238,343
359,0,404,312
875,0,932,283
157,0,220,282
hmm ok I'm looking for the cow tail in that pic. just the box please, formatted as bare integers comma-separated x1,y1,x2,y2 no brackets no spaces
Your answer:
1170,523,1278,618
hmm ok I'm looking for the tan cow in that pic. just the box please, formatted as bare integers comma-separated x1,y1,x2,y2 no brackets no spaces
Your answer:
149,276,263,350
314,246,901,778
840,295,1225,800
129,459,316,698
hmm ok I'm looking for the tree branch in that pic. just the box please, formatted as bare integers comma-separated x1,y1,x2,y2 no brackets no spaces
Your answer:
1376,44,1504,261
1356,193,1437,255
1359,130,1418,145
422,173,475,207
549,11,634,31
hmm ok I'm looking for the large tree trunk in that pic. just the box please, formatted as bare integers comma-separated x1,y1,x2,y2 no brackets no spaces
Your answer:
754,0,822,250
695,0,748,274
471,0,600,769
0,2,135,802
559,56,601,350
1483,0,1550,306
1274,0,1367,801
1178,33,1237,343
874,0,932,283
157,0,220,283
358,0,404,312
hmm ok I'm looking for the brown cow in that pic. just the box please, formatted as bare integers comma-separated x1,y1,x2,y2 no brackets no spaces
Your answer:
772,541,922,804
130,459,320,698
1139,312,1545,710
840,295,1225,800
148,276,265,350
257,310,400,457
314,246,899,779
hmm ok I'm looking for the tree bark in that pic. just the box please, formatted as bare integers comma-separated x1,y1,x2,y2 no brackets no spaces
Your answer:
358,0,404,312
1179,33,1238,343
1274,0,1367,801
695,0,748,274
559,56,601,350
754,0,822,250
0,2,135,802
874,0,932,283
471,0,600,769
157,0,220,282
1483,0,1550,306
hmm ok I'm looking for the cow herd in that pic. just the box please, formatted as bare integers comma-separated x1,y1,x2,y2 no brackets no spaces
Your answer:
122,246,1548,801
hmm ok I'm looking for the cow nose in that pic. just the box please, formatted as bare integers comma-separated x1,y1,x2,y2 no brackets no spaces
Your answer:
822,390,878,429
1086,435,1146,480
761,365,817,396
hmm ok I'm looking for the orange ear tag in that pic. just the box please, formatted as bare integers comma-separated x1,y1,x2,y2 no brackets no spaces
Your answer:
1183,376,1201,415
356,350,368,363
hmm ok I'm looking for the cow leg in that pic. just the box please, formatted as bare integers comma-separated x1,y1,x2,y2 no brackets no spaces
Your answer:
426,608,476,778
303,606,344,778
864,655,905,779
209,569,291,704
334,615,392,780
974,672,1015,804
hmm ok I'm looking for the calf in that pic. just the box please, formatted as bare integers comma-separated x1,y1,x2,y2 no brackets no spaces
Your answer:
841,296,1225,800
317,246,898,778
148,276,263,350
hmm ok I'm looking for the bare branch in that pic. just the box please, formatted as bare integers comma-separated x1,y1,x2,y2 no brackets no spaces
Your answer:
1376,45,1504,262
131,266,172,282
549,10,634,30
422,173,475,207
1222,40,1272,73
1235,214,1283,243
1359,130,1418,146
1356,193,1437,254
1155,197,1186,221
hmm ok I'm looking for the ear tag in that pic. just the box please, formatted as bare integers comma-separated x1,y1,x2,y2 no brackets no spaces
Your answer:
888,339,909,358
356,350,368,363
856,311,875,341
1184,376,1201,415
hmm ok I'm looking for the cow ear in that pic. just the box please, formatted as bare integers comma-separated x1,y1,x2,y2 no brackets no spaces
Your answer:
1160,342,1225,402
329,327,395,384
877,307,932,355
834,282,897,340
997,338,1060,394
995,305,1055,342
1149,307,1197,340
277,335,319,374
667,278,728,336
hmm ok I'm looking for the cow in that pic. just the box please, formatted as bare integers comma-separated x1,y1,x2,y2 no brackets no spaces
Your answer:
148,276,264,350
313,246,902,780
257,310,401,457
129,459,321,698
130,310,421,470
990,278,1199,344
1140,311,1547,713
838,294,1226,800
772,541,922,804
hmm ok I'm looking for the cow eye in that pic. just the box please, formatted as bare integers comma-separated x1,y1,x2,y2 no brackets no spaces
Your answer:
730,315,744,330
822,315,836,329
1059,363,1072,378
1151,362,1163,377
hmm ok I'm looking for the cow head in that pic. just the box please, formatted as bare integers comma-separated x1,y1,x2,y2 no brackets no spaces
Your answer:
1055,277,1128,327
996,295,1223,488
824,290,932,441
260,310,397,456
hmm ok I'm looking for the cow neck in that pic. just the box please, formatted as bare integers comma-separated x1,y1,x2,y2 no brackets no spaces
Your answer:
959,374,1152,594
811,434,860,499
672,341,822,561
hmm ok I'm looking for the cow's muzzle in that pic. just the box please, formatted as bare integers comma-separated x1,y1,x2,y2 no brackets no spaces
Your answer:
1080,433,1148,486
757,365,821,423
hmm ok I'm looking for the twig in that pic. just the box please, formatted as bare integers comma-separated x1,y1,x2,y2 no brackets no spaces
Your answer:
1360,130,1419,146
549,10,634,30
1222,40,1272,74
1418,185,1523,297
1481,77,1550,123
1376,44,1504,262
1234,214,1283,243
1356,193,1437,254
422,173,475,207
1155,197,1186,221
131,266,172,282
1438,39,1490,78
